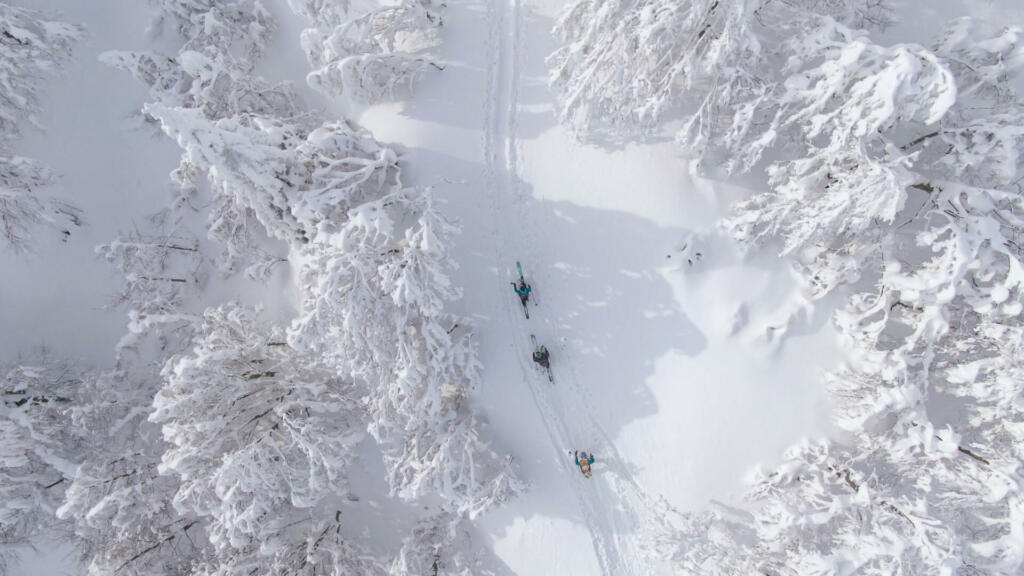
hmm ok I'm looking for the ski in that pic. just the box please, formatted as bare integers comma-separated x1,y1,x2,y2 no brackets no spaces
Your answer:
516,260,538,307
513,261,530,318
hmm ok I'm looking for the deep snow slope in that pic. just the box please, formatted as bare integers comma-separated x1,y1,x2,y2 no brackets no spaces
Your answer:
358,0,840,572
4,2,180,574
0,0,183,368
5,0,840,573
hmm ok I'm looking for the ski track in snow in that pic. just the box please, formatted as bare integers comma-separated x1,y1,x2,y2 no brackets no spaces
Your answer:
482,0,679,572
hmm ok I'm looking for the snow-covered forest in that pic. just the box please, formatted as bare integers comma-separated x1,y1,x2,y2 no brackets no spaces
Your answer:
1,0,1022,574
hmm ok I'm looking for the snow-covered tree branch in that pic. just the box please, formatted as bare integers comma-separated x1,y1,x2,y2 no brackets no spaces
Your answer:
57,367,204,576
87,0,522,571
150,0,274,65
153,303,377,574
290,187,523,511
548,0,891,142
0,357,85,570
0,4,82,252
289,0,442,103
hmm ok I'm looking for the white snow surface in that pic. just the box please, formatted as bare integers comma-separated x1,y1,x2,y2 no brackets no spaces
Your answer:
7,0,836,574
0,0,182,368
9,0,1019,574
357,0,837,572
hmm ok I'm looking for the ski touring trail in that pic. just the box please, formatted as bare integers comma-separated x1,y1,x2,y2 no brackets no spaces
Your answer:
482,0,681,573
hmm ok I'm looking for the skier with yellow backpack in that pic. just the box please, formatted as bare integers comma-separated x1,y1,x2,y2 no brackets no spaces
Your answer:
574,450,595,478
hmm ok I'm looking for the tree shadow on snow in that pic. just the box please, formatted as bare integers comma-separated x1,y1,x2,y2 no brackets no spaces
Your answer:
516,196,708,437
383,143,707,559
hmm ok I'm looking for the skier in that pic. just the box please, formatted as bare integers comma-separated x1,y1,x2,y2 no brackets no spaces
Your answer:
511,279,532,318
529,335,554,382
511,261,532,319
574,450,595,478
532,344,549,368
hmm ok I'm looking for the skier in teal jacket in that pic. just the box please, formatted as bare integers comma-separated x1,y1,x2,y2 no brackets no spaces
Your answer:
511,280,531,304
511,279,532,318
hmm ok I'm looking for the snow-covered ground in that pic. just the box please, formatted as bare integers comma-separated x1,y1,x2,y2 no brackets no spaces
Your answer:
2,3,176,573
10,0,1021,574
8,0,838,574
0,0,182,369
358,0,839,571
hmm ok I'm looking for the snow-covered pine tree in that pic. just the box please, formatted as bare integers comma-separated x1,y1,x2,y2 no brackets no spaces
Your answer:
549,0,764,139
0,3,82,252
141,104,310,270
141,102,404,272
102,0,305,273
290,120,401,231
152,303,375,575
0,356,86,570
289,0,442,103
